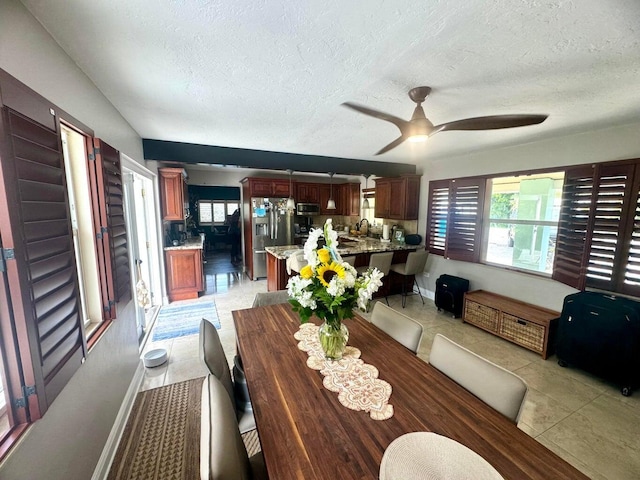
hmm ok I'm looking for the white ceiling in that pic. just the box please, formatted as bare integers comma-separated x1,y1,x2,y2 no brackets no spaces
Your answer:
21,0,640,168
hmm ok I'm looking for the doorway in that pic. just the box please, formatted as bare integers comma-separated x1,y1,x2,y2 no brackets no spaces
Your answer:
122,162,162,345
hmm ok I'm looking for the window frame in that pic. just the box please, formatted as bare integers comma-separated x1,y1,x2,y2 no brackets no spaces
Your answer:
0,68,130,460
427,158,640,297
198,199,239,225
482,172,564,276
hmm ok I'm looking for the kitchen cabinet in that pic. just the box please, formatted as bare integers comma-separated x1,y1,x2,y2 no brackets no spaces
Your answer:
165,247,203,302
374,179,392,218
374,174,421,220
340,183,361,216
159,167,187,221
295,182,320,203
266,252,290,291
242,177,291,198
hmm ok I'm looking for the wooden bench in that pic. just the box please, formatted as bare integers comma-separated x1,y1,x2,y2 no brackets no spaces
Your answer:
463,290,559,359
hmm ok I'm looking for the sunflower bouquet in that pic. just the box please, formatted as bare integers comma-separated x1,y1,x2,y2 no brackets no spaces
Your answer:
287,219,383,359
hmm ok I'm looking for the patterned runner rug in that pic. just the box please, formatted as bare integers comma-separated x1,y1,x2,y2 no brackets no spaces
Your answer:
107,377,261,480
152,301,221,342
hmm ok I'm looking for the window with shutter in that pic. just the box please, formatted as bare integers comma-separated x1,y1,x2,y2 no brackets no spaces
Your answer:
445,178,485,262
551,165,595,289
91,139,131,312
620,176,640,296
0,68,132,457
0,107,86,418
585,164,635,292
426,180,449,255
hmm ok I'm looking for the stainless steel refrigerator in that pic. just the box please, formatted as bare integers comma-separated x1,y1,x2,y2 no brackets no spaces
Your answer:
251,197,294,279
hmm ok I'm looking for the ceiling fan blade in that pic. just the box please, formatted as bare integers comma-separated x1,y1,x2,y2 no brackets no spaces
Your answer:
431,114,548,135
375,135,407,155
342,102,409,131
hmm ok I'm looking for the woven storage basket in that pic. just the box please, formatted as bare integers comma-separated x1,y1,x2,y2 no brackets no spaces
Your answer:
464,301,499,332
499,313,544,353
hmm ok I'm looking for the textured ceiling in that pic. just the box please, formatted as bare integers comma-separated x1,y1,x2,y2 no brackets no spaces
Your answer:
20,0,640,169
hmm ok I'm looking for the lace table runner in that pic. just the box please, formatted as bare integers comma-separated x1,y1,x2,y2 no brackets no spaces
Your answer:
294,323,394,420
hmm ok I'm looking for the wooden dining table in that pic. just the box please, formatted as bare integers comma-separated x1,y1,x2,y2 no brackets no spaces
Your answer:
233,303,589,480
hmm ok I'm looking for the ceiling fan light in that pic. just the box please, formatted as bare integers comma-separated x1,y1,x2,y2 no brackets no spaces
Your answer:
408,134,429,143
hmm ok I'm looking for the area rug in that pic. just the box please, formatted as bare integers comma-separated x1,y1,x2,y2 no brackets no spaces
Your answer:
152,301,221,342
107,377,261,480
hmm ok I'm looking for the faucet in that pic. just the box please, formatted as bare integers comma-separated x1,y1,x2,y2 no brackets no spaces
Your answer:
357,218,369,234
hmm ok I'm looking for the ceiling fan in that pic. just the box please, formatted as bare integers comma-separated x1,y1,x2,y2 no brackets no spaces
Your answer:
342,86,548,155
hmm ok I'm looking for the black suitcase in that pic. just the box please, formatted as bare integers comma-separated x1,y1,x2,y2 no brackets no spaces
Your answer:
435,274,470,318
556,291,640,396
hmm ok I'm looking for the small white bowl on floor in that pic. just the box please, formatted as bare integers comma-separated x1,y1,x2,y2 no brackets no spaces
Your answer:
143,348,168,368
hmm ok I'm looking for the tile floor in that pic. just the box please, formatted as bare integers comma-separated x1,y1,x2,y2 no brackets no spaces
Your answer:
140,253,640,480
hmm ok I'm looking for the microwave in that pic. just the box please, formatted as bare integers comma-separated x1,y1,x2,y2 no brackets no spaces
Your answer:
296,203,320,215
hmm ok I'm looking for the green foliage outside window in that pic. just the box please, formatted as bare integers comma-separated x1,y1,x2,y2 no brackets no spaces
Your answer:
490,193,516,227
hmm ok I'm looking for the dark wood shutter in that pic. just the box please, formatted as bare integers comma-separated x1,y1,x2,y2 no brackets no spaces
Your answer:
584,164,635,291
445,178,485,262
426,180,449,255
0,107,85,416
90,139,130,319
619,173,640,296
552,165,595,289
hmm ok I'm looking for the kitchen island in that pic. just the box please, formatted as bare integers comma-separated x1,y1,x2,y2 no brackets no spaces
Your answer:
164,236,204,302
265,236,420,293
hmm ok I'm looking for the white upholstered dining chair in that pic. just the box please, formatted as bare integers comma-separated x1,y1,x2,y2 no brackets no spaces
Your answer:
252,290,290,307
428,334,528,423
370,302,423,354
200,375,267,480
199,319,256,434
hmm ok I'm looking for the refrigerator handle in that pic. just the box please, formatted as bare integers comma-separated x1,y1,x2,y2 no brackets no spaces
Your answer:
270,204,275,239
274,209,279,239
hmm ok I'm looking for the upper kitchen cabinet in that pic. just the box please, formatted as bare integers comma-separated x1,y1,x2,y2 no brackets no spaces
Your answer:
295,182,320,203
159,167,187,221
340,183,361,216
374,174,421,220
243,177,291,198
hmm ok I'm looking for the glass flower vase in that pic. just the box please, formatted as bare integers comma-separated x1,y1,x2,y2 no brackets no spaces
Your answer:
318,321,349,360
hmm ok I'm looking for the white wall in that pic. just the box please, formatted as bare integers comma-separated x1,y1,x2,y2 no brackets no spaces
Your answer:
415,122,640,311
0,1,143,478
0,0,143,161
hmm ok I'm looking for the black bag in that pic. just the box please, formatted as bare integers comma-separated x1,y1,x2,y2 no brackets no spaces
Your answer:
556,291,640,396
435,274,470,318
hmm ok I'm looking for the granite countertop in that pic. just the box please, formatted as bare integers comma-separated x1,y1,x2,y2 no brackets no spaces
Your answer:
164,236,204,251
265,236,421,260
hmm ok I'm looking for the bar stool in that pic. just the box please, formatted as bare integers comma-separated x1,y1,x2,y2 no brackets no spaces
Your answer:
357,252,394,305
342,255,357,266
389,249,429,308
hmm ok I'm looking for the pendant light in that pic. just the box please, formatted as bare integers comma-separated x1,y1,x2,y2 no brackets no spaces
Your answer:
362,174,371,209
327,172,336,210
286,169,296,210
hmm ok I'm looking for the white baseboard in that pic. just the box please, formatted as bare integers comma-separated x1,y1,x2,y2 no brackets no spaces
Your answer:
419,286,435,301
91,361,145,480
